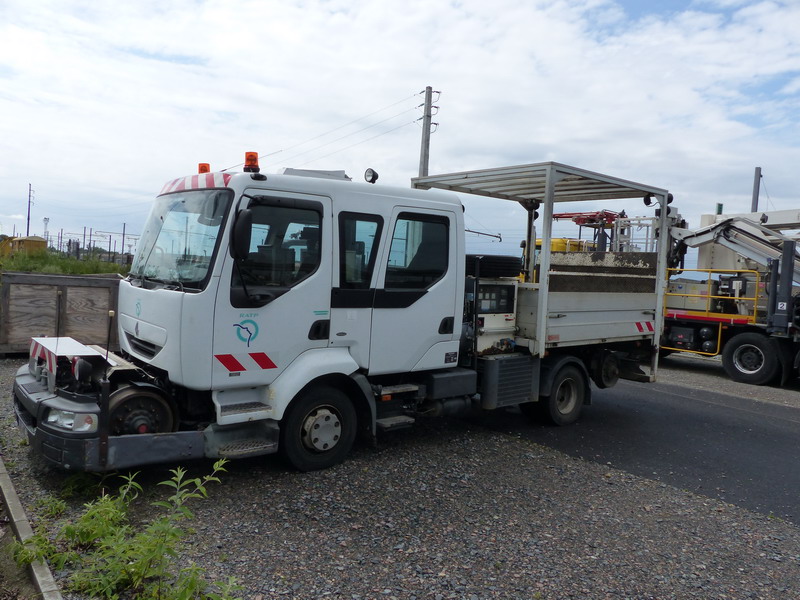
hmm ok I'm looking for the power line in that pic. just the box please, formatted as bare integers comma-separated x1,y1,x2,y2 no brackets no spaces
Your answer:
280,106,419,166
296,119,418,167
223,91,425,171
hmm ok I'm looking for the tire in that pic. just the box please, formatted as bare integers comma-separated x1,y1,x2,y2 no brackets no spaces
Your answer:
465,254,521,278
280,386,357,472
539,365,587,425
721,332,780,385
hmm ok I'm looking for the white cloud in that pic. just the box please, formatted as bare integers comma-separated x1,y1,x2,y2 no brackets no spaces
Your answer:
0,0,797,254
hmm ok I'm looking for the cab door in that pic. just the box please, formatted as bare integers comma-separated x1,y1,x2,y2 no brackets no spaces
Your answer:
368,209,461,375
328,211,384,369
211,192,332,389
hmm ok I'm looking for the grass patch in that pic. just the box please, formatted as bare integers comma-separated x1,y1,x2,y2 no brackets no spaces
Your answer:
0,251,128,276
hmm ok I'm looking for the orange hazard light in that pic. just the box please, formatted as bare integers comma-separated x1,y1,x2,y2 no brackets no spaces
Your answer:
198,163,211,174
244,151,260,173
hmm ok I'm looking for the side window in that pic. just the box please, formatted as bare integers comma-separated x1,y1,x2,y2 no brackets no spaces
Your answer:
234,203,321,288
385,213,449,290
339,212,383,289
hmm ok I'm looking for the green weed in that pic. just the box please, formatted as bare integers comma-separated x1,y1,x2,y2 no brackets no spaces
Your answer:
13,460,239,599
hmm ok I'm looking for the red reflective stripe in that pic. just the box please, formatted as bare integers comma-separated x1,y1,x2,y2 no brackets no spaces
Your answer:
206,172,216,188
222,173,232,186
215,354,246,372
250,352,277,369
191,174,200,189
646,322,654,332
635,322,644,332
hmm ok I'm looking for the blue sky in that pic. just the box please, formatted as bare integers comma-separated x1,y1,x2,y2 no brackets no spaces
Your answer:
0,0,798,258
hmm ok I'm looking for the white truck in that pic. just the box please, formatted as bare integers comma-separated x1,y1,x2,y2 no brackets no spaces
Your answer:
12,156,674,471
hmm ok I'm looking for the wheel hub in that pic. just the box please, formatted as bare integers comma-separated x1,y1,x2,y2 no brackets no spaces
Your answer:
733,344,764,374
555,379,578,415
301,407,341,452
109,388,174,436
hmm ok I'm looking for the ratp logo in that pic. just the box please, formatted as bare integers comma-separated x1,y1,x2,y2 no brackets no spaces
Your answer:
234,319,259,347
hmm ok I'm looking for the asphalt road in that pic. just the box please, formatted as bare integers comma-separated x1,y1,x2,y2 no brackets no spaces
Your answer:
481,354,800,524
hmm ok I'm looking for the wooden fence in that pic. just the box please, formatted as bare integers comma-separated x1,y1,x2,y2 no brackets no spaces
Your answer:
0,272,120,355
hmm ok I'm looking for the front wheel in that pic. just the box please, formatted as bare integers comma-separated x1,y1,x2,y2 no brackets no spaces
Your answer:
721,332,780,385
279,386,356,472
538,364,587,425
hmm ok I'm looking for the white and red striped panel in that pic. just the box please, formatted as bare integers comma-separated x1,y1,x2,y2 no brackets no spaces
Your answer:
160,172,233,195
214,352,277,373
634,321,655,333
30,339,57,374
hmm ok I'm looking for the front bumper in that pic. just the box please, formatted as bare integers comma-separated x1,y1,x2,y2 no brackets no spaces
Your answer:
12,366,206,471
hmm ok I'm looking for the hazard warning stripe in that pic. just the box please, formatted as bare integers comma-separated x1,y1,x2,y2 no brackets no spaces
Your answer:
29,339,56,374
215,354,246,372
214,352,278,372
249,352,277,369
159,172,233,195
634,321,655,333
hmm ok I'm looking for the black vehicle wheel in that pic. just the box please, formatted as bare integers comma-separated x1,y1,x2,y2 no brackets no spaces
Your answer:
539,365,587,425
721,332,780,385
280,386,356,472
465,254,522,278
108,386,176,435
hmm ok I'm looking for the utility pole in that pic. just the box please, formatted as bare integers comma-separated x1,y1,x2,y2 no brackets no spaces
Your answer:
751,167,762,213
26,183,33,236
418,86,438,178
121,222,126,256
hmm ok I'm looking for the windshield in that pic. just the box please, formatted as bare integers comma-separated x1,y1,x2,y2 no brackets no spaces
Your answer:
130,189,233,289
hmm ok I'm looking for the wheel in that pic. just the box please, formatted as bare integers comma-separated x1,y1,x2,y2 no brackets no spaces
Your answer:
280,386,356,472
721,332,780,385
465,254,522,277
108,386,176,435
539,365,587,425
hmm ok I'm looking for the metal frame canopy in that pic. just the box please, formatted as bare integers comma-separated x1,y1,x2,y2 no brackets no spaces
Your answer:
412,162,672,366
411,161,668,205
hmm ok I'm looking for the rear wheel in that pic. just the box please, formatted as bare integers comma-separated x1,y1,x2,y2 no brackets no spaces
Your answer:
280,386,356,472
539,365,587,425
721,332,780,385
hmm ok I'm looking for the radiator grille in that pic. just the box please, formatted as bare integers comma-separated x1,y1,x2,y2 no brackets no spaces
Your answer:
126,333,162,359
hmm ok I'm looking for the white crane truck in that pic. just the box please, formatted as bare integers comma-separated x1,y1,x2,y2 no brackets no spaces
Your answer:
12,156,674,471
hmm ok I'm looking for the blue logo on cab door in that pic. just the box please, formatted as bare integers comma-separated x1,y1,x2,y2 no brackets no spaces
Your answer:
234,319,259,347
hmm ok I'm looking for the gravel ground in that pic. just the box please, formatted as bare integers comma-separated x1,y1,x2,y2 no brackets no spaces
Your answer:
2,354,800,599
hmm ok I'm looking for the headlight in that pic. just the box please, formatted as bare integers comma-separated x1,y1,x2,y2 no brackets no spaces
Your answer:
45,409,98,433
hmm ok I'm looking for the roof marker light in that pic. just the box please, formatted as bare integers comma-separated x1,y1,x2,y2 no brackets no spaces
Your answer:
198,163,211,174
244,152,260,173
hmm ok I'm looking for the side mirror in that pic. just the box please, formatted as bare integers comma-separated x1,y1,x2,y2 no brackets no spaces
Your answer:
231,209,253,260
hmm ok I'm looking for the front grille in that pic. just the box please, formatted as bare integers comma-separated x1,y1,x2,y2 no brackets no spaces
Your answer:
126,333,162,359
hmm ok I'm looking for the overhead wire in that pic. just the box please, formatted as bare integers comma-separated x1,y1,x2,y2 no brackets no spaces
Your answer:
296,119,419,167
223,91,424,171
760,177,775,211
280,105,419,166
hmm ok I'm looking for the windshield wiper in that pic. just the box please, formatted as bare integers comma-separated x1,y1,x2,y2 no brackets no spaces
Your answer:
141,276,185,291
